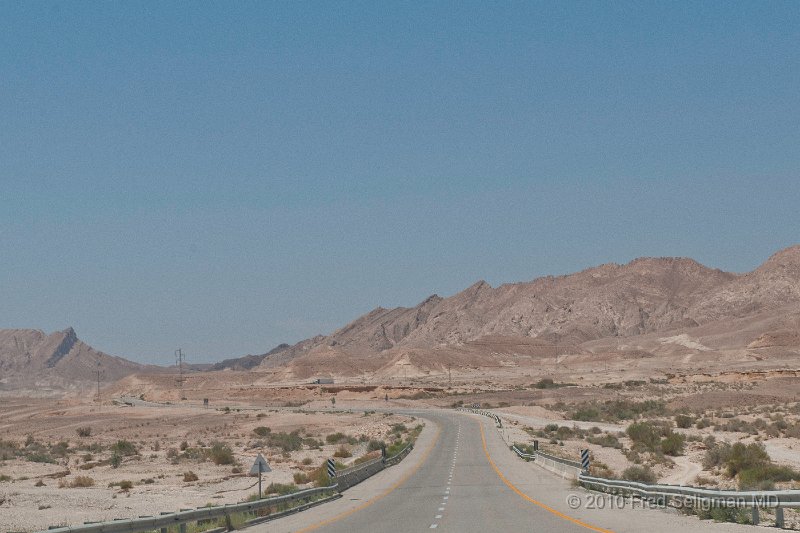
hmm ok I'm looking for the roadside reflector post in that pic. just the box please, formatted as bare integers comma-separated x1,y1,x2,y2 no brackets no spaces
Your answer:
327,458,336,480
533,440,538,451
776,506,784,528
580,449,590,473
751,505,759,526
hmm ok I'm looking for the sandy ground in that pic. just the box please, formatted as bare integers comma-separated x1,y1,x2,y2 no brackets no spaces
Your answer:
0,398,419,532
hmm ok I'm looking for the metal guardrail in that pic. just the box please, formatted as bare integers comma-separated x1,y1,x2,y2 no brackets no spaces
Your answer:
42,485,338,533
465,405,799,528
456,407,501,427
510,444,583,478
578,474,800,527
384,441,414,467
40,441,416,533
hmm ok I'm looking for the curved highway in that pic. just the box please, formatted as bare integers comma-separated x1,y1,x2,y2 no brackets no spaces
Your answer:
250,410,764,533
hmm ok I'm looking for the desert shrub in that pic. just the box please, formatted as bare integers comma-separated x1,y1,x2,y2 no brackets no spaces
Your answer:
293,472,309,484
661,433,685,456
333,446,352,458
69,476,94,488
265,482,298,495
26,452,55,464
586,433,622,449
544,423,560,432
326,432,346,444
166,448,179,461
303,437,323,449
738,464,800,490
180,441,189,451
572,407,601,421
724,442,770,477
209,442,235,465
386,439,409,457
674,415,694,429
301,457,313,466
110,451,122,468
626,422,662,450
309,463,331,487
391,423,408,434
694,505,752,524
0,474,11,482
555,426,575,439
111,440,138,456
265,431,303,452
703,441,731,469
367,440,386,452
253,426,271,437
695,418,711,429
183,471,199,482
76,427,92,438
534,378,556,389
622,465,657,483
567,400,666,422
119,480,133,491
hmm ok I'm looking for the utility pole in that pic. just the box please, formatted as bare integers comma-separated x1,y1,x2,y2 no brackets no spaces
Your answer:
175,348,186,400
95,357,102,405
447,363,452,389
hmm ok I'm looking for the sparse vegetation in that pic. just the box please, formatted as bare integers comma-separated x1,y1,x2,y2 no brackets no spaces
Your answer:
333,446,352,458
183,471,199,482
703,441,800,489
621,465,657,483
265,482,298,495
209,442,235,465
110,440,138,456
69,476,95,488
75,427,92,438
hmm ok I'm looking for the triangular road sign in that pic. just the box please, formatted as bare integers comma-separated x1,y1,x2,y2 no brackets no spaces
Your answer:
250,453,271,474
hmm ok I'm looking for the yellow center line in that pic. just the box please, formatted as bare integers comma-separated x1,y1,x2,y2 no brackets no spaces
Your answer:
479,421,614,533
296,420,442,532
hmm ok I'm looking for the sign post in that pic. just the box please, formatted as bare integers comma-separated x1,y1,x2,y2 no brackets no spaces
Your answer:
250,453,271,499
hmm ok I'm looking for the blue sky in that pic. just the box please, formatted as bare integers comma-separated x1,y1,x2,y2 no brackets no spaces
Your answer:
1,2,799,363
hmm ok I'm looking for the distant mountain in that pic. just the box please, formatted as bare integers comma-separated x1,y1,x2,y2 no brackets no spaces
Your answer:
0,327,155,392
208,343,291,371
256,245,800,378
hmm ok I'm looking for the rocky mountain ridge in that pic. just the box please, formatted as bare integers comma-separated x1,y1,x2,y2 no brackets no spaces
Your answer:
256,246,800,378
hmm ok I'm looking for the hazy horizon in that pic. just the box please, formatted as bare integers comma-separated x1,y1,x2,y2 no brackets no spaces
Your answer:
2,2,799,364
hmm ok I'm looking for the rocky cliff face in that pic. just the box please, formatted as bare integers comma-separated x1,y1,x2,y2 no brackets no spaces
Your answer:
0,327,149,391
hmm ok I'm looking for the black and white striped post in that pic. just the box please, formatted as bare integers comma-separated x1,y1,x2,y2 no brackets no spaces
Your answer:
326,458,336,479
580,449,590,472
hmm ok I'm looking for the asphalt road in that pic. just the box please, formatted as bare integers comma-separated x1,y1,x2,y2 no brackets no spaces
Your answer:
250,410,767,533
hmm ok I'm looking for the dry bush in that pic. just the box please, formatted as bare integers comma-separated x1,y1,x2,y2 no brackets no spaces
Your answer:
333,446,352,458
183,471,198,482
70,476,95,488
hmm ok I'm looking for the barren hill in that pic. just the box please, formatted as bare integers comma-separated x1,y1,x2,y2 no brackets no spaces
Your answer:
257,246,800,379
0,327,153,392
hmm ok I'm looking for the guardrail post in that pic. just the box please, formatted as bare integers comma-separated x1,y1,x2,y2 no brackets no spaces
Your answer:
179,523,187,533
776,506,785,528
751,506,759,526
160,528,167,533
